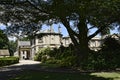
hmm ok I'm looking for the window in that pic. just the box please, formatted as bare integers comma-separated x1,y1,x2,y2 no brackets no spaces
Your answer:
38,38,43,43
51,38,54,40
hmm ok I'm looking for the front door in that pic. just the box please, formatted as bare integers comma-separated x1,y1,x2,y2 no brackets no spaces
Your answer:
26,50,30,60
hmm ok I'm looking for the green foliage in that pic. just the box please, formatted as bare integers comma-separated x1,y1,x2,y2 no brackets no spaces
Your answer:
34,47,51,61
0,30,9,49
60,56,77,67
102,36,120,51
60,49,74,59
82,37,120,71
100,36,120,68
81,36,120,71
34,37,120,70
41,55,48,63
34,45,77,67
0,57,19,67
8,41,17,56
45,57,61,64
82,52,108,71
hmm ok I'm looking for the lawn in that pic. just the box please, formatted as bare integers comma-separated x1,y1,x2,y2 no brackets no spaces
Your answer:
9,70,120,80
9,63,120,80
91,72,120,80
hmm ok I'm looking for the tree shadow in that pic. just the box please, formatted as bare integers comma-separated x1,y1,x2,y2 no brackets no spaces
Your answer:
0,63,116,80
8,70,113,80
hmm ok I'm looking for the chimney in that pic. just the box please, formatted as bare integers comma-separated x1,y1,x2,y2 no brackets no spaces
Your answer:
50,25,54,33
58,25,61,33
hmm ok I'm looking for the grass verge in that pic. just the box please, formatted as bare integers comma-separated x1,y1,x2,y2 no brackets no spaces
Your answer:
91,72,120,80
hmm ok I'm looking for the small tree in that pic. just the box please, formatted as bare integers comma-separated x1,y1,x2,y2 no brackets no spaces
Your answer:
0,29,9,49
8,41,17,56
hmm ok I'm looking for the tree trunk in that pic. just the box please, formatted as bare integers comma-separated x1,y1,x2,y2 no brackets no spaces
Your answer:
75,16,89,66
61,17,89,66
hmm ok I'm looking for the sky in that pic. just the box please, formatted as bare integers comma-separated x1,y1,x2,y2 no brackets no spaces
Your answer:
41,23,68,36
0,23,6,30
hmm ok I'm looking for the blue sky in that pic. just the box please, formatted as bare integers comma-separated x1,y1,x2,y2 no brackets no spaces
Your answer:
42,23,68,36
0,24,6,30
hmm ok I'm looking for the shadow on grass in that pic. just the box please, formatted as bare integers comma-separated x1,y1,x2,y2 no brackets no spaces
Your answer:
1,63,118,80
10,70,112,80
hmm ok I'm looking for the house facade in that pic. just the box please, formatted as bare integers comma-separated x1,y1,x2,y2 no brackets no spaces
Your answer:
30,29,62,59
16,27,103,60
17,41,31,60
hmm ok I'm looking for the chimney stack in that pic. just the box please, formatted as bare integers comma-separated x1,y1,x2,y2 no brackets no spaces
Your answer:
58,25,61,33
50,25,54,33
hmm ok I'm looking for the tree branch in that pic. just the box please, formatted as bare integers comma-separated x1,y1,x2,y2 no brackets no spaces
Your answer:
61,18,79,46
26,1,47,13
88,26,106,40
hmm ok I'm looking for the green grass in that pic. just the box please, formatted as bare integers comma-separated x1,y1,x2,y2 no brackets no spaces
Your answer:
10,70,118,80
39,63,60,68
91,72,120,80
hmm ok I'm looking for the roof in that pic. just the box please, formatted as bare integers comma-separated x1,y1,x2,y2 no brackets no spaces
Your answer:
0,49,9,56
36,29,62,36
63,36,70,39
92,37,101,40
111,34,120,39
18,41,30,46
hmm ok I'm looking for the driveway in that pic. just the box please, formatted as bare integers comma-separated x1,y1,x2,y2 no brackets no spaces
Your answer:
0,60,41,80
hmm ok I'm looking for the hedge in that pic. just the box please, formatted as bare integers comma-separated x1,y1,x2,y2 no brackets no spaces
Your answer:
0,57,19,67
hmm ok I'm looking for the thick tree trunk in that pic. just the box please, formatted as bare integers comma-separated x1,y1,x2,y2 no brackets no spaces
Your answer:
61,17,89,66
75,39,89,66
75,17,89,66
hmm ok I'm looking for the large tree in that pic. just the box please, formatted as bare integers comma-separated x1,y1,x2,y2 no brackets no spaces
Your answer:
0,0,120,65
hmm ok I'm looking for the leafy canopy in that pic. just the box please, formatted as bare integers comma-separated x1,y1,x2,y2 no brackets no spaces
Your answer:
0,0,120,39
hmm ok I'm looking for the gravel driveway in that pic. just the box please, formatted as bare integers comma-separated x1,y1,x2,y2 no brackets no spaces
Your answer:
0,60,41,80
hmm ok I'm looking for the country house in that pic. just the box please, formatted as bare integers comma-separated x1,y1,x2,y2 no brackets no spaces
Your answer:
15,26,103,60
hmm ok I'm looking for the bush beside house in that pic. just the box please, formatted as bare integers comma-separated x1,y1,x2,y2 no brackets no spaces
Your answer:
0,57,19,67
34,36,120,71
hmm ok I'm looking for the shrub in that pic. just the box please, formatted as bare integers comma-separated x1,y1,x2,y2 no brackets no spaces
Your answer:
99,36,120,69
82,52,107,71
41,55,47,63
82,50,120,71
34,47,51,61
45,58,61,64
60,56,77,67
81,36,120,71
0,57,19,67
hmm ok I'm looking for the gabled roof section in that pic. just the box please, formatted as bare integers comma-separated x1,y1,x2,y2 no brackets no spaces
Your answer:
0,49,9,56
